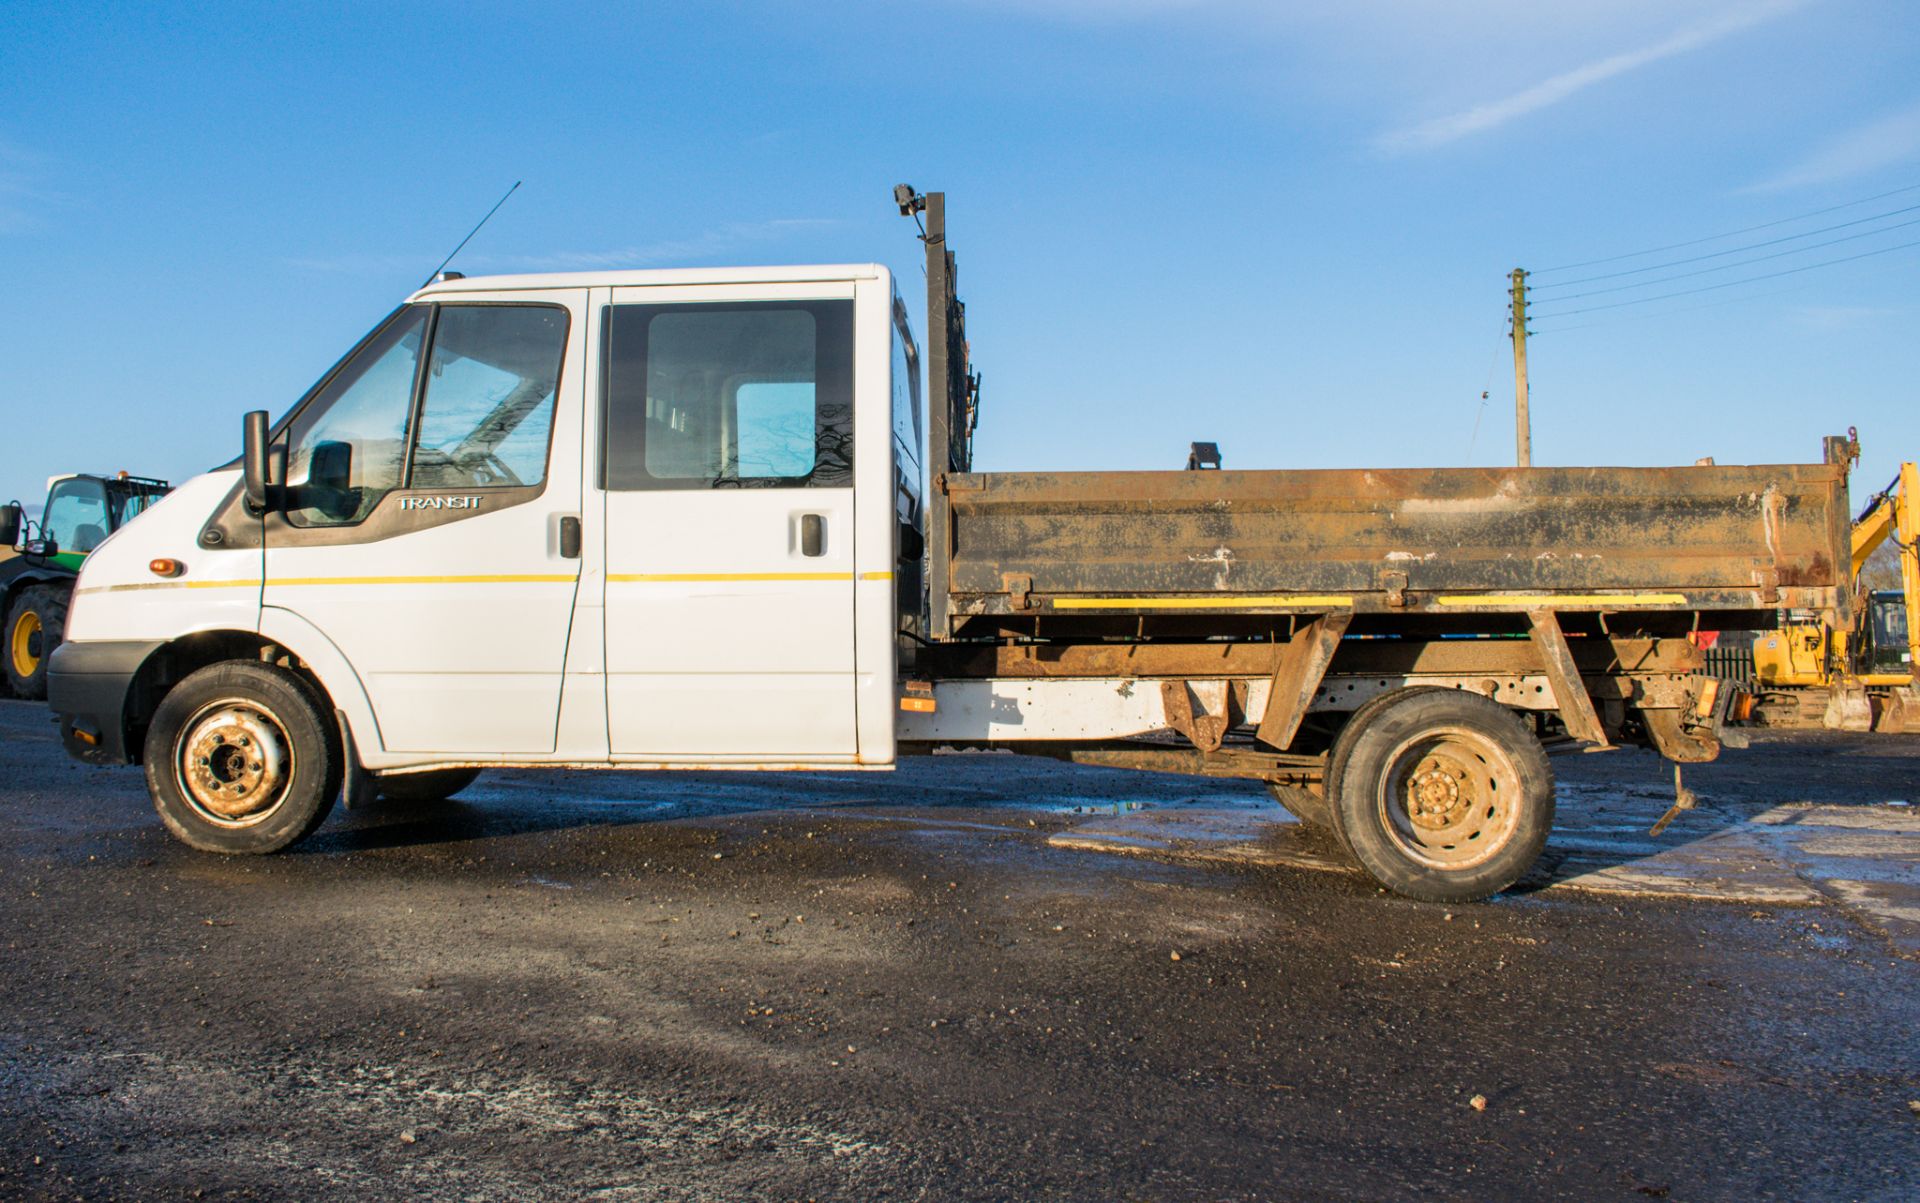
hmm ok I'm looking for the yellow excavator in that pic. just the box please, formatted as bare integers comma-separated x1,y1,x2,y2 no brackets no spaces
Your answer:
1752,460,1918,731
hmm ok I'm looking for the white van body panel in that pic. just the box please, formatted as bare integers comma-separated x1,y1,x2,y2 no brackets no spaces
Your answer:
262,288,589,757
60,265,908,776
596,278,879,764
65,470,262,644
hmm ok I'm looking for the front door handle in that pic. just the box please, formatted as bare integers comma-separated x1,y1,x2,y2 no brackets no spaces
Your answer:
559,515,582,559
800,513,825,557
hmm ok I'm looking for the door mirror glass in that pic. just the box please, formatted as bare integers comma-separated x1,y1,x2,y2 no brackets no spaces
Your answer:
0,503,18,546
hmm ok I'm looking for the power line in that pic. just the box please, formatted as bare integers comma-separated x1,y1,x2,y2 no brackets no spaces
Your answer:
1529,235,1920,320
1532,213,1920,304
1531,276,1833,334
1533,181,1920,274
1533,242,1917,334
1532,201,1920,289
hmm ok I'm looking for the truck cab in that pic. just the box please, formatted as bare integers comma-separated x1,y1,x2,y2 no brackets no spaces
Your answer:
3,471,170,697
50,265,923,850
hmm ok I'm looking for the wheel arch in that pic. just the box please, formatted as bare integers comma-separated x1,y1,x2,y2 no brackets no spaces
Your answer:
123,617,380,766
2,568,73,620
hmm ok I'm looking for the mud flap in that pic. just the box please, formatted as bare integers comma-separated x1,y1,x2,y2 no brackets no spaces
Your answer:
336,708,374,811
1642,708,1721,764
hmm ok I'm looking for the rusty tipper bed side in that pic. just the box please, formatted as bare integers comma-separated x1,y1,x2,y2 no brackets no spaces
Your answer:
896,189,1857,902
937,461,1850,635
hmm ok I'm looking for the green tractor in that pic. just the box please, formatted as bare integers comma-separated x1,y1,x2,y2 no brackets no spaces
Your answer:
1,473,171,699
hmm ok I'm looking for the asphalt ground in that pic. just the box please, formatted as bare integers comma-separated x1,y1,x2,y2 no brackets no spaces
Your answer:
0,696,1915,1201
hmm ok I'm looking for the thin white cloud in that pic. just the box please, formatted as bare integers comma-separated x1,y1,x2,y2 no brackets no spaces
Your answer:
287,219,843,277
488,219,841,271
1786,303,1906,332
0,139,64,235
1376,0,1809,153
1750,100,1920,192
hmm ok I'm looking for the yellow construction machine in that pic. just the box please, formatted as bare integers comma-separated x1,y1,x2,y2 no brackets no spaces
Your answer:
1753,460,1918,731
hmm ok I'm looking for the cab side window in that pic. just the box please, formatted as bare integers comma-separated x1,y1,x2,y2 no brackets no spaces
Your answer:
602,301,853,490
284,308,428,526
281,304,569,525
409,306,569,490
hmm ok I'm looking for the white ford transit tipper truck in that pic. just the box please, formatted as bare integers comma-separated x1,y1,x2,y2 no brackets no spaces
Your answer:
47,190,1853,902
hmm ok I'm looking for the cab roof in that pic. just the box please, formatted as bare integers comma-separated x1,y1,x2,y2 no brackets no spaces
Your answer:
409,263,887,302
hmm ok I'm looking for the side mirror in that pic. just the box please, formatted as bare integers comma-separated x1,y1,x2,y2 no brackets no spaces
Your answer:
242,410,270,512
0,503,19,547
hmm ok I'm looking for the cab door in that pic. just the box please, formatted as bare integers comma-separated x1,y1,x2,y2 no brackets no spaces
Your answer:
599,286,858,760
263,292,587,754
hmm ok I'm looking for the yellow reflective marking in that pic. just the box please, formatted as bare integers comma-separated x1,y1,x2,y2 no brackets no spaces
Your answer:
271,574,576,586
860,571,895,581
1433,593,1689,607
609,572,853,583
80,574,583,594
1052,595,1353,610
77,579,260,595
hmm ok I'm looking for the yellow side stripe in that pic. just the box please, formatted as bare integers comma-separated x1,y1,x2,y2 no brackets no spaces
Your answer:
610,571,852,583
1434,593,1690,607
82,570,891,594
1053,595,1354,610
273,574,577,586
78,579,260,595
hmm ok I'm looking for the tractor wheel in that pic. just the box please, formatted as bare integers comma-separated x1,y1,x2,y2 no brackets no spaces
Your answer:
143,661,342,854
5,584,68,701
377,768,482,803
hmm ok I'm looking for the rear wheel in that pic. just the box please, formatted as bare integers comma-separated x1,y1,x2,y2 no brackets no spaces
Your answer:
1267,784,1335,832
5,584,67,700
377,767,481,803
1329,689,1553,903
143,662,342,854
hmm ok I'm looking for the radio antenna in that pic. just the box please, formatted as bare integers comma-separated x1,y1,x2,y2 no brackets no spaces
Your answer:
421,181,521,287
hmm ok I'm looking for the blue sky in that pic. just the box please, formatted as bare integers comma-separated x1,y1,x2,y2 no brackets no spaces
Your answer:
2,0,1916,512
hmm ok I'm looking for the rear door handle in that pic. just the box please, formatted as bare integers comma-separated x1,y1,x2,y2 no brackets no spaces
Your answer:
800,514,825,557
559,515,582,559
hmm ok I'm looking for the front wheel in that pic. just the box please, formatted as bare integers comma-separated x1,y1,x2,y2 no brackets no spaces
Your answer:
1329,689,1553,903
143,662,342,854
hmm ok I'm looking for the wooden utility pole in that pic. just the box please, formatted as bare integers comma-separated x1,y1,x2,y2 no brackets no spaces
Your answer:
1509,268,1531,467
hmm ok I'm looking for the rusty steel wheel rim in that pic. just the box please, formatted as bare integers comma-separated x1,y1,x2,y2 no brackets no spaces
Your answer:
1375,725,1523,870
174,697,294,828
8,608,41,679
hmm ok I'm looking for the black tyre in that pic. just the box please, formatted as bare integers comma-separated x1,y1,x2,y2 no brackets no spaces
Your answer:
143,661,342,854
377,767,481,803
5,584,68,701
1321,686,1448,856
1329,689,1553,904
1267,783,1335,831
